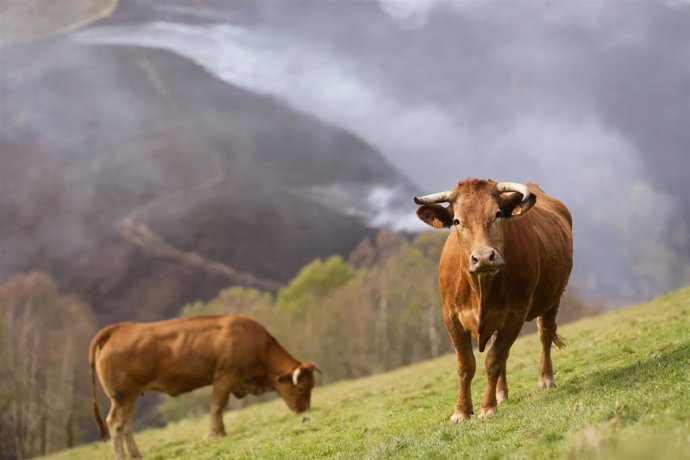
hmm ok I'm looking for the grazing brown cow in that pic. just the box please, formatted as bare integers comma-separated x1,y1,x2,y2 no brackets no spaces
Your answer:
89,315,319,460
414,178,572,421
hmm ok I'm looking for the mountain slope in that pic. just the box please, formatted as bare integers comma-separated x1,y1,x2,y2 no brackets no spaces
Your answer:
45,286,690,459
0,39,415,324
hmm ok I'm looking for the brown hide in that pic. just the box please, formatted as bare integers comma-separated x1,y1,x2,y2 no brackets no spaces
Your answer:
438,181,572,348
416,178,572,421
89,315,317,459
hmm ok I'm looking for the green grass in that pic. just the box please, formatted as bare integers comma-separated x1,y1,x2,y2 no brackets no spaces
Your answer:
46,287,690,459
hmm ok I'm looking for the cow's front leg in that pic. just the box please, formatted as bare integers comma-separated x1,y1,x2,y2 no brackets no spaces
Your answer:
480,315,522,418
210,378,234,437
444,313,475,422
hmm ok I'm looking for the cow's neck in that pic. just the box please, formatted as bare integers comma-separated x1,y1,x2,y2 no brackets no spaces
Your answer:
266,338,300,384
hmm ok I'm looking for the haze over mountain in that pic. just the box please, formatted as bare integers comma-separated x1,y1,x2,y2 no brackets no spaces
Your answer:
76,0,690,303
0,30,415,323
1,0,688,322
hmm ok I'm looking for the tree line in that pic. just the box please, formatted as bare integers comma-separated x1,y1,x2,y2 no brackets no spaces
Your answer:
0,273,95,459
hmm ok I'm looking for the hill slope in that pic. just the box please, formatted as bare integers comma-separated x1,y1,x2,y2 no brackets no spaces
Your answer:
0,38,415,324
46,286,690,459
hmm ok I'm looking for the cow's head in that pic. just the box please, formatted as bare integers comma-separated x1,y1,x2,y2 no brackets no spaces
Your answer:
275,361,320,413
414,179,536,276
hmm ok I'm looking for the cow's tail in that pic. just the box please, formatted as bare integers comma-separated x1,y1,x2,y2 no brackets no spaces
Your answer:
553,332,567,350
89,325,116,441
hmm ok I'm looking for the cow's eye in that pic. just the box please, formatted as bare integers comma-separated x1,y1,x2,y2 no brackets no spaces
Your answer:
453,218,463,227
495,211,504,220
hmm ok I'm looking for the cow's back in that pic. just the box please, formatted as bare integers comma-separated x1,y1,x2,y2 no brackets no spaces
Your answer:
94,315,272,397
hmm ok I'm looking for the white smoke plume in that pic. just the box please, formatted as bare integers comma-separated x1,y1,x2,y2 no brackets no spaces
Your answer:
74,1,690,303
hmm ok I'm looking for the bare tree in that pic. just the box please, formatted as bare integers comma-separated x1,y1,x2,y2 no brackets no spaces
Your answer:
0,272,95,459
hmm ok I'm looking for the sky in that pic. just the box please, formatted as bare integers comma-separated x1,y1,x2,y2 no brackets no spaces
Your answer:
73,0,690,303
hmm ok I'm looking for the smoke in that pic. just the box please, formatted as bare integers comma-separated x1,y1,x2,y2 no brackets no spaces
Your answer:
71,0,690,303
291,183,425,232
374,0,446,28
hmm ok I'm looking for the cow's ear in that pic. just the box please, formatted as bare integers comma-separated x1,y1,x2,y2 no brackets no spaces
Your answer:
300,361,321,375
416,204,453,228
498,192,537,218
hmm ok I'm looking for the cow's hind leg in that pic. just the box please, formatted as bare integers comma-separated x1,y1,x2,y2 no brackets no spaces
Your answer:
210,377,234,437
106,397,128,460
537,304,565,388
122,396,142,459
443,313,475,422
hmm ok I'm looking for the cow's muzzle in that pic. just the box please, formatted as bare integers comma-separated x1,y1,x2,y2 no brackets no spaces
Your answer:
469,247,504,276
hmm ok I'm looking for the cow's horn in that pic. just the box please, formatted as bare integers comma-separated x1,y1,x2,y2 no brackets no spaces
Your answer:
292,367,302,386
496,182,530,201
413,190,453,205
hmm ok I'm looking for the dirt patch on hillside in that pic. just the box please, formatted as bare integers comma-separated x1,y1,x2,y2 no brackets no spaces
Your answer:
0,0,117,46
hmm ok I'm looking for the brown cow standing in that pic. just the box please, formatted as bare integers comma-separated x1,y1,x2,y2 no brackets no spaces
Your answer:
90,315,319,460
414,178,572,421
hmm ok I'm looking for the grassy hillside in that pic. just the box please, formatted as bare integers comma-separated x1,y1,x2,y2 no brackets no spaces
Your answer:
46,287,690,459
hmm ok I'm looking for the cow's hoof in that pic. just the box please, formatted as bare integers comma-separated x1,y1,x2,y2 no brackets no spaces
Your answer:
479,407,496,420
449,412,470,423
496,391,508,405
209,431,226,438
539,379,556,389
